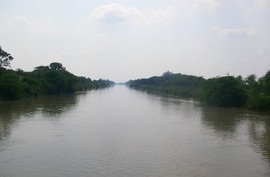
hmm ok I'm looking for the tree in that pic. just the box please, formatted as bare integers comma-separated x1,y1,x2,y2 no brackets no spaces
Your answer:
35,66,50,71
128,73,204,98
202,76,247,107
245,74,257,87
0,46,14,67
162,71,173,78
49,62,66,71
42,70,67,94
262,71,270,96
0,72,23,100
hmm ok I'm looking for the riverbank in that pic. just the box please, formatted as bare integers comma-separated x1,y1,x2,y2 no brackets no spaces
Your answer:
127,71,270,112
0,63,114,101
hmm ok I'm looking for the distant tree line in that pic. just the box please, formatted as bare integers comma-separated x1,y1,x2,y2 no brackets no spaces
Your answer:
0,63,114,100
0,47,114,101
127,71,270,111
127,72,205,98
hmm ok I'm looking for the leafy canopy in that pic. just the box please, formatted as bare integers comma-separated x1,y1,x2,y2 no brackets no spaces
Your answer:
0,46,14,67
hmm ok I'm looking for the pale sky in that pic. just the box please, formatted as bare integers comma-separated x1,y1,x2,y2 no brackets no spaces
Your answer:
0,0,270,82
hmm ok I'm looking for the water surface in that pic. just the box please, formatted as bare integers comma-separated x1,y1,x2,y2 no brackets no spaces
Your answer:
0,86,270,177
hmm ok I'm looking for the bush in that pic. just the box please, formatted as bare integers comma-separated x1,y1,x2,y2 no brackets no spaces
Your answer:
0,72,23,100
202,76,247,107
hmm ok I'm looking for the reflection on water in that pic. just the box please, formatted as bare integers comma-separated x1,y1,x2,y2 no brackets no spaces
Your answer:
0,86,270,177
0,94,79,142
201,106,270,165
201,106,245,139
246,114,270,163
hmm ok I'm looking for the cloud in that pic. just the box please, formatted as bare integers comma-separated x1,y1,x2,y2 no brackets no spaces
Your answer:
14,16,31,25
12,16,54,33
214,27,260,39
257,43,270,55
192,0,241,9
89,4,131,24
192,0,219,8
89,3,176,25
255,0,270,7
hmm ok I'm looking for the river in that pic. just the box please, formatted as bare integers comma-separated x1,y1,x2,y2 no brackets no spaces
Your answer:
0,85,270,177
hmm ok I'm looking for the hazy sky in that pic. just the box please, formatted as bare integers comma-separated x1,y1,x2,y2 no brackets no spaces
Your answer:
1,0,270,82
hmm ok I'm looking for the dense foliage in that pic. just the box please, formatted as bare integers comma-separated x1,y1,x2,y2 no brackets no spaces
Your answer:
128,72,205,98
202,76,247,107
245,72,270,111
0,63,114,101
128,71,270,111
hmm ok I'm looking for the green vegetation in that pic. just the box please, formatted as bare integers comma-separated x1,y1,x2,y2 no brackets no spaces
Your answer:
202,76,247,107
0,47,114,101
1,46,269,111
0,65,114,101
0,68,23,100
128,71,270,111
245,72,270,111
127,71,205,99
0,46,114,100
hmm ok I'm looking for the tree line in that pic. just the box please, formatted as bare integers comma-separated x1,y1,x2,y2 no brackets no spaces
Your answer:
0,64,114,100
127,71,270,111
1,46,269,111
0,47,114,100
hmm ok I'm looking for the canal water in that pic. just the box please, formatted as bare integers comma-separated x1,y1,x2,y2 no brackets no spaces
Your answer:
0,85,270,177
